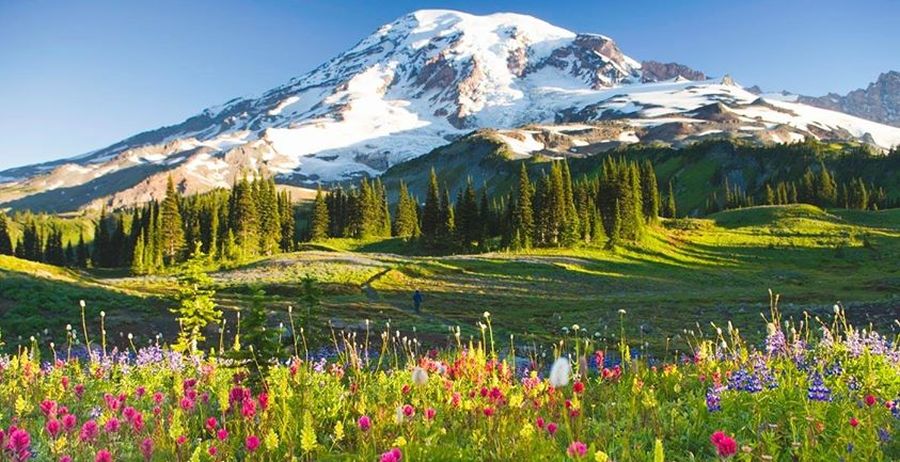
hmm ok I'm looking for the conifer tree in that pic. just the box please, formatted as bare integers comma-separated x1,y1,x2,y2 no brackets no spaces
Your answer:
456,179,481,249
171,244,220,353
421,169,442,243
393,181,420,239
230,176,259,260
278,191,295,251
160,176,186,265
310,187,330,241
76,232,89,268
512,163,534,249
438,188,456,249
664,180,677,218
639,160,660,222
765,184,776,205
131,232,146,275
0,214,12,256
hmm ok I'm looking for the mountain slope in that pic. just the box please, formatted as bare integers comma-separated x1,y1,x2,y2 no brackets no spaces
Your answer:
3,9,900,212
798,71,900,128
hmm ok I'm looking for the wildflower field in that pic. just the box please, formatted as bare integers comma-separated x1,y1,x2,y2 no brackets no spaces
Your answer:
0,300,898,461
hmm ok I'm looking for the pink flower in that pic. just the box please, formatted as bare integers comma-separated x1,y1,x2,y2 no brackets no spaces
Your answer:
380,447,403,462
547,422,558,436
849,417,859,428
104,418,120,433
10,428,31,451
482,406,494,417
131,413,145,432
257,392,269,410
80,420,99,442
94,449,112,462
241,399,257,419
425,408,436,420
865,394,876,407
46,419,62,438
123,406,137,421
217,428,229,441
74,384,85,399
206,417,218,431
573,382,585,394
59,456,72,462
40,400,58,417
710,431,737,458
140,438,153,460
179,397,195,412
62,414,77,432
152,392,164,405
402,404,415,417
358,415,371,432
567,441,588,458
245,435,260,452
208,446,218,457
135,387,146,398
535,417,545,429
176,435,187,446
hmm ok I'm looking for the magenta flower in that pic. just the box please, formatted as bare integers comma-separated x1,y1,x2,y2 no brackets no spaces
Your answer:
206,417,218,431
217,428,229,441
80,420,99,442
46,419,62,438
104,418,120,433
246,435,260,452
62,414,77,432
176,435,187,446
208,446,218,457
547,422,558,436
153,392,164,405
179,396,195,412
567,441,588,458
402,404,415,417
358,415,371,432
258,392,269,410
140,438,153,460
425,408,436,420
380,447,403,462
94,449,112,462
74,384,85,399
59,456,72,462
40,400,58,418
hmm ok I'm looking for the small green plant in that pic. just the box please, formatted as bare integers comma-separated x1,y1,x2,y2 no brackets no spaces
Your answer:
228,288,286,388
171,244,220,353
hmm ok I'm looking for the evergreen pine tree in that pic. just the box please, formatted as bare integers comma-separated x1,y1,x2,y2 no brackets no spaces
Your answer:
310,187,330,241
160,176,186,265
639,160,660,223
131,232,146,275
421,169,442,244
171,244,220,353
664,180,677,218
0,214,12,256
393,181,420,239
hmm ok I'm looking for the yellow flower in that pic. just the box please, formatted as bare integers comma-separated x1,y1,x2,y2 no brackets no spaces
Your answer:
594,450,610,462
265,430,280,449
393,435,407,447
333,421,345,443
300,411,317,453
519,422,534,440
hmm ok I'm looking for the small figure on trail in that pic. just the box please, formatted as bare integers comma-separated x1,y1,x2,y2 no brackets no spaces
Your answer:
413,289,423,313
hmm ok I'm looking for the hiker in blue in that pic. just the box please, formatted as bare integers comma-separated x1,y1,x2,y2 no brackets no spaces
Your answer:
413,289,423,313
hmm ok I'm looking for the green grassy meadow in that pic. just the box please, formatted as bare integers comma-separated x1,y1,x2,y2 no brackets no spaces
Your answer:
2,204,898,352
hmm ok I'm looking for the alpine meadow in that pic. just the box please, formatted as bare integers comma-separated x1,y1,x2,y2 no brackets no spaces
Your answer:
0,5,898,461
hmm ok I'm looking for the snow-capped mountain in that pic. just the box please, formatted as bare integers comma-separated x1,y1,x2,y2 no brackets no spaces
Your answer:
798,71,900,128
2,9,900,212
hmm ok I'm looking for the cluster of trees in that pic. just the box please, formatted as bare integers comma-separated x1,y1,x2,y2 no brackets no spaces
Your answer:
706,162,894,214
97,176,296,274
0,213,90,267
310,159,666,252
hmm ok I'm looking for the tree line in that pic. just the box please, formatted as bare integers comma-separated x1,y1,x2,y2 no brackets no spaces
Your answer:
705,161,894,213
310,158,667,252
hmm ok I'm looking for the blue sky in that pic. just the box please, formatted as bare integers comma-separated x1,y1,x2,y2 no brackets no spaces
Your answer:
1,0,898,170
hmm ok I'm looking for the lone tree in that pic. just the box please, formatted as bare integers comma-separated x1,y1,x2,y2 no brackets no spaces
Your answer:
171,244,220,353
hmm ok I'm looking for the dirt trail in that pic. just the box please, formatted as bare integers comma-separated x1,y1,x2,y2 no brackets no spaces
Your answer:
360,268,459,329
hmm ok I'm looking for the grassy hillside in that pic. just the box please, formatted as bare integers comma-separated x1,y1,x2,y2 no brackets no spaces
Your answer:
205,205,899,350
2,205,896,352
0,255,169,343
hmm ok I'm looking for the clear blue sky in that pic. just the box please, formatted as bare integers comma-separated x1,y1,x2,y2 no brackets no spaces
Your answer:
1,0,898,170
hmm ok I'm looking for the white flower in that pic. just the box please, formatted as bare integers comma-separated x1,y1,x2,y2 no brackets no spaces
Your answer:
833,304,840,314
288,305,293,313
79,300,86,308
483,311,491,318
716,328,723,336
65,324,72,331
412,366,429,386
572,324,580,331
618,309,627,315
549,357,571,388
100,311,106,318
395,406,405,424
766,323,777,336
127,333,133,340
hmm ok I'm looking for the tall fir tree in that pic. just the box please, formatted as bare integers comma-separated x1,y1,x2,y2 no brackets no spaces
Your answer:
511,163,534,249
160,176,186,265
639,160,660,223
421,169,442,244
664,180,677,218
0,213,12,256
310,186,330,241
393,181,420,239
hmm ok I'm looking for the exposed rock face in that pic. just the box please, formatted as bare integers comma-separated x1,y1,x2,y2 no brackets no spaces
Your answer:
799,71,900,127
640,60,706,82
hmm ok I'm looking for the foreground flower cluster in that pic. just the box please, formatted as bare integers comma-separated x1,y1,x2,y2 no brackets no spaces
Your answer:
0,307,898,461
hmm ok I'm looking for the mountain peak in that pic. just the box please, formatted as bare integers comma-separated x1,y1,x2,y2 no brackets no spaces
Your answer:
798,70,900,127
